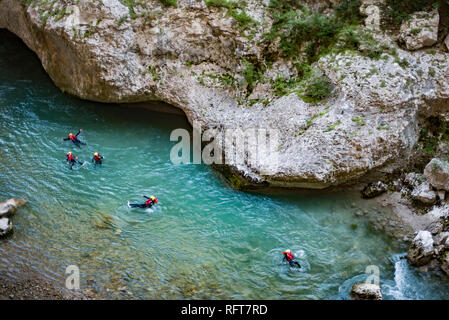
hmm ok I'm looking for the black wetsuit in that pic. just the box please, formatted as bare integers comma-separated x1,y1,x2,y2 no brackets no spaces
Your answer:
92,155,104,165
63,130,86,148
283,253,301,268
66,154,83,170
129,196,156,208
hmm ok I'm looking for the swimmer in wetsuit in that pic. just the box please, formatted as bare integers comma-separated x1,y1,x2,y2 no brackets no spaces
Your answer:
62,129,86,148
128,195,158,208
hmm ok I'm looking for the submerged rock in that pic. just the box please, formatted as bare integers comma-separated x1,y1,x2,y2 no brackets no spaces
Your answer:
411,181,437,204
0,217,13,238
424,159,449,192
399,10,439,51
0,198,27,218
361,181,387,199
92,213,116,230
407,230,435,266
350,283,382,300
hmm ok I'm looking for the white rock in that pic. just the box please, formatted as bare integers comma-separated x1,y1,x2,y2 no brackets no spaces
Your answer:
404,172,426,189
411,181,437,204
0,217,12,238
424,158,449,192
399,10,439,51
407,230,435,266
427,204,449,221
0,198,27,218
350,283,382,300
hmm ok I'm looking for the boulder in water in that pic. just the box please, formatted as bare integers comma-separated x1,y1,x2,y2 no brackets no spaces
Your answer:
0,198,27,218
361,181,387,199
424,159,449,192
350,283,382,300
0,217,13,238
407,230,435,266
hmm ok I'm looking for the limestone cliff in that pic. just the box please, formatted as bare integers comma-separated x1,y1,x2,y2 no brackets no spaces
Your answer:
1,0,449,189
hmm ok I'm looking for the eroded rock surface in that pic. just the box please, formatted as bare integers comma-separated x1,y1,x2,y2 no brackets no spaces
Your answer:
0,218,13,238
407,230,435,266
411,181,437,204
424,158,449,192
350,283,382,300
0,198,28,218
399,10,439,51
0,0,448,189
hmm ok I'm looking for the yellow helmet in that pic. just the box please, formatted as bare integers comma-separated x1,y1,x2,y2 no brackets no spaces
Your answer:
150,196,155,200
69,133,73,136
67,151,72,155
285,249,291,253
94,152,99,156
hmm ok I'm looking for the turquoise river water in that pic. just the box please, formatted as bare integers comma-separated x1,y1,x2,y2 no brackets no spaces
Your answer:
1,30,449,300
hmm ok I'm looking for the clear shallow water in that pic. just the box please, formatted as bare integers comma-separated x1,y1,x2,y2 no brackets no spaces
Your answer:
1,30,449,300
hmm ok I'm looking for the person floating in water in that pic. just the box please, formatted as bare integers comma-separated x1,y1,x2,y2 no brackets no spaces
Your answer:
282,249,301,268
128,195,158,208
62,129,86,148
92,152,104,165
66,151,83,170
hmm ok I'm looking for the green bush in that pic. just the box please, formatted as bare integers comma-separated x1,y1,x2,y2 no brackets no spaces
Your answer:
160,0,177,7
205,0,255,30
298,73,333,103
242,59,261,93
266,0,363,61
383,0,443,26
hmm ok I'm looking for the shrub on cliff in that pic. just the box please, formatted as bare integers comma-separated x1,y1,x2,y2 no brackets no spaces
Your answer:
383,0,447,27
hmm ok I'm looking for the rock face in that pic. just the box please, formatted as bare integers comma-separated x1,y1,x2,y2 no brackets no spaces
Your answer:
424,159,449,192
361,181,388,198
350,283,382,300
404,172,426,189
0,198,27,218
0,1,448,189
442,251,449,275
0,217,13,238
399,10,439,51
411,181,437,204
407,230,435,266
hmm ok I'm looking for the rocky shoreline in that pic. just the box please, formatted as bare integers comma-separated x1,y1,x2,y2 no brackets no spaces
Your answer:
0,198,95,300
359,157,449,278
